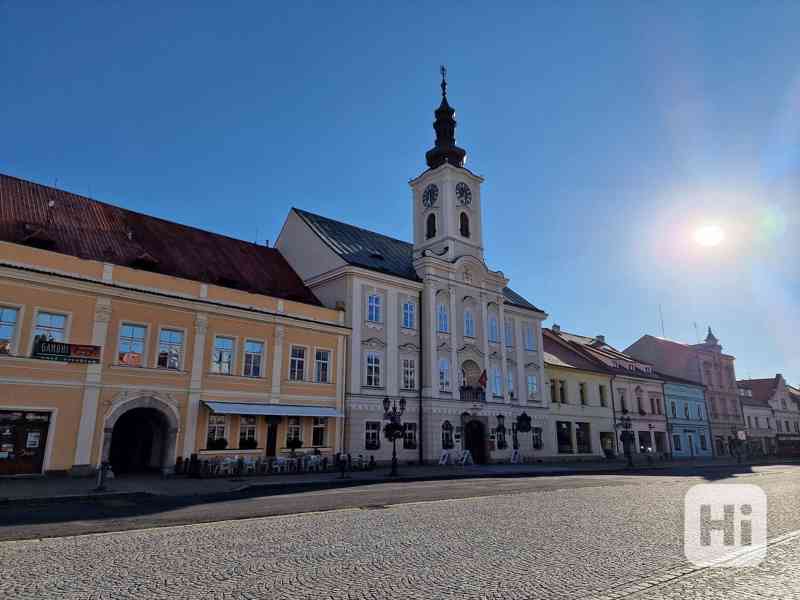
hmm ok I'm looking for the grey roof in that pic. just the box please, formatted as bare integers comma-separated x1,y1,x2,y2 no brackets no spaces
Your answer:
294,208,544,313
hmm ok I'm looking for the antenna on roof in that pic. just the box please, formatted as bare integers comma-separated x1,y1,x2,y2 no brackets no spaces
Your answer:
693,322,699,343
658,304,665,338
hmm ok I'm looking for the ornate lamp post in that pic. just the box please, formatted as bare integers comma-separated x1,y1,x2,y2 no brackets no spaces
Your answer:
383,396,406,477
617,415,634,467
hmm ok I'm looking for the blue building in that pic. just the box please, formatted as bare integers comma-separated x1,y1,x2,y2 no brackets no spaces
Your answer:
662,375,713,459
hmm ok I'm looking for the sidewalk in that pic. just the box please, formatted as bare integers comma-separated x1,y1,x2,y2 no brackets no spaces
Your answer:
0,457,790,504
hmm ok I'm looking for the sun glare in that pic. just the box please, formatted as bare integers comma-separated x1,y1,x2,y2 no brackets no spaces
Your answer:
693,224,725,247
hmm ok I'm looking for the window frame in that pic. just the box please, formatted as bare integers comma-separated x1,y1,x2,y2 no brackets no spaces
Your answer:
401,357,416,391
312,417,328,447
116,321,149,367
29,307,71,354
488,315,499,342
492,367,502,397
504,319,514,348
365,351,382,388
238,415,258,444
314,347,332,384
367,293,382,323
438,357,450,391
464,309,475,338
155,326,186,371
206,414,227,445
437,303,449,333
0,303,24,355
286,416,302,445
403,422,418,450
210,334,237,375
526,374,538,399
288,344,308,382
365,421,381,450
242,338,266,378
524,322,537,351
402,301,416,330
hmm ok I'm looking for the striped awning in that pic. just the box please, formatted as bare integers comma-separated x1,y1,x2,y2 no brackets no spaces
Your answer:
203,401,342,418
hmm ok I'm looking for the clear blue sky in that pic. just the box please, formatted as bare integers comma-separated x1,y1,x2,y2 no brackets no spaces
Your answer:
2,3,798,383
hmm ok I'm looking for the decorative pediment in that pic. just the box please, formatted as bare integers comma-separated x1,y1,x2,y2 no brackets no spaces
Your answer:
399,342,420,353
438,341,452,352
457,343,484,357
489,351,501,360
524,362,539,369
506,357,517,366
362,337,386,349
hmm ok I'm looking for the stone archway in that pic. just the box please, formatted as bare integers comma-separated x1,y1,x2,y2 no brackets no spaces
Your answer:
101,396,180,475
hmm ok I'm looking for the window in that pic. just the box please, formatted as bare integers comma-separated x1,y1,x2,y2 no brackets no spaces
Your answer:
441,421,455,449
402,358,416,390
697,406,703,420
315,349,331,383
426,213,436,239
637,395,645,414
575,422,591,453
439,358,450,391
492,367,502,396
794,422,799,434
365,421,381,450
403,422,418,449
550,379,557,403
286,416,302,444
0,307,19,353
786,420,791,433
211,336,234,374
684,403,690,419
559,380,567,404
459,212,470,237
437,303,449,333
556,421,573,453
504,319,513,347
579,383,587,405
599,385,608,407
157,329,183,370
782,399,788,410
312,417,327,447
34,311,67,342
239,416,257,443
671,402,677,418
118,323,146,365
464,310,475,338
747,415,753,428
619,390,627,412
527,374,538,399
700,434,707,450
524,323,536,351
402,302,415,329
289,346,306,381
673,434,682,451
243,340,264,377
366,352,381,387
507,369,515,398
756,416,761,429
488,316,499,342
367,294,382,322
532,427,543,450
207,415,226,445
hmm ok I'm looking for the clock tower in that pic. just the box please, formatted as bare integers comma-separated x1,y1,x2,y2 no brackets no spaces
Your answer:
411,67,484,263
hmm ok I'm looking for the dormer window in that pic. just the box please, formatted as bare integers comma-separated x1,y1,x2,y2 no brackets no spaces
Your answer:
426,213,437,239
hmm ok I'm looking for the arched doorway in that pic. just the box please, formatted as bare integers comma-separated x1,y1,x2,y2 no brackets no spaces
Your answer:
464,420,487,464
101,396,179,476
109,408,169,474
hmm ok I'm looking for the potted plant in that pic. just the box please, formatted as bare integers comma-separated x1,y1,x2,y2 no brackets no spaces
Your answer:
239,438,258,450
286,436,303,457
207,437,228,451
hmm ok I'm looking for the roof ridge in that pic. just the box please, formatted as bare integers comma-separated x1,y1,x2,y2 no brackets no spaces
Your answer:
294,207,412,248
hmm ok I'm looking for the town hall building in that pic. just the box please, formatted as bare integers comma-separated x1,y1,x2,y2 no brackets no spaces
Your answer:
277,73,548,463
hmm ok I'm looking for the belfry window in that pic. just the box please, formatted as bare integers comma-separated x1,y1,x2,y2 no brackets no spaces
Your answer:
459,212,470,238
426,213,436,239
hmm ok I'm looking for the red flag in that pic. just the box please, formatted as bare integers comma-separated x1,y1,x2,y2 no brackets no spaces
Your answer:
478,369,488,389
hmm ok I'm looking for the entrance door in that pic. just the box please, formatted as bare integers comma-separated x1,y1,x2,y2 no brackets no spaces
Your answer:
109,407,167,474
266,421,278,457
0,410,51,475
464,420,487,464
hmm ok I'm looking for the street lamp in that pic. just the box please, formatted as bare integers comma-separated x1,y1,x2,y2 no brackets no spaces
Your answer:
383,396,406,477
616,415,634,467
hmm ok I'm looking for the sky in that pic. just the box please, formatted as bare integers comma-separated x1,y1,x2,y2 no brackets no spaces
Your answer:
2,2,798,383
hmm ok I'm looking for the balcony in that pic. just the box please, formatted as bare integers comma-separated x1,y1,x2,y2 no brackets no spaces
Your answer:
459,386,485,403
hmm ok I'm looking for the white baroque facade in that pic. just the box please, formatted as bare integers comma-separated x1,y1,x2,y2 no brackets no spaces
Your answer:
277,77,548,463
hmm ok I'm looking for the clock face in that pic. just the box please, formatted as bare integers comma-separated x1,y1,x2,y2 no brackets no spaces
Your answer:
456,182,472,206
422,184,438,208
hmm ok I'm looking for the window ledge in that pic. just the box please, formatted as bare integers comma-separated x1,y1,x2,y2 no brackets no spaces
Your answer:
0,354,73,366
112,364,188,375
208,372,269,382
285,379,334,385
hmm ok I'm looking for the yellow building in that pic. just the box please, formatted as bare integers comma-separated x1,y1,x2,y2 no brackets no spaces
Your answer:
0,174,348,476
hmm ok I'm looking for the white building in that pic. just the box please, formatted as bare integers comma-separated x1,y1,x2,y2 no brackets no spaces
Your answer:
277,74,547,463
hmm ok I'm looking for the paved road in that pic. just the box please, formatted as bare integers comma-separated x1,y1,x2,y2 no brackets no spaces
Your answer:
1,465,799,599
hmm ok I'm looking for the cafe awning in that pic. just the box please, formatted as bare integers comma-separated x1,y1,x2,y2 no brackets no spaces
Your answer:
203,401,342,418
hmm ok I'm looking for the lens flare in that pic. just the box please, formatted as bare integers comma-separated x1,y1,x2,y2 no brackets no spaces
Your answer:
693,224,724,247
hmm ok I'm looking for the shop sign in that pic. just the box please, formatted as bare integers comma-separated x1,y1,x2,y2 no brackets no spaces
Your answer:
32,337,101,364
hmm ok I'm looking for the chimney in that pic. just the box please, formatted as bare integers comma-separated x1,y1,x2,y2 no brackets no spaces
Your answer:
551,324,560,334
596,335,605,344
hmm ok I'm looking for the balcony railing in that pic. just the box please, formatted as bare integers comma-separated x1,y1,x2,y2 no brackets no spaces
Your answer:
459,386,485,403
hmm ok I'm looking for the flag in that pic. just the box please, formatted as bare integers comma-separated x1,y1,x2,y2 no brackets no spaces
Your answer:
478,369,487,389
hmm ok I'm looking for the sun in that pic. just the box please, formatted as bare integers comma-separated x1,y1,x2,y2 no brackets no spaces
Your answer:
693,224,725,247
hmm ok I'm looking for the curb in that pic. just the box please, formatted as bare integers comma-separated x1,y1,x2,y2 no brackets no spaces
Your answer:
0,491,154,508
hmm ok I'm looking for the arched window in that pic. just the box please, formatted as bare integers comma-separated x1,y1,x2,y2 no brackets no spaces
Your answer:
464,309,475,337
426,213,437,239
437,303,449,332
460,212,470,237
488,316,499,342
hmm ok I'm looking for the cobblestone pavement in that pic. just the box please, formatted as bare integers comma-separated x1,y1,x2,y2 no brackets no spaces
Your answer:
1,468,799,599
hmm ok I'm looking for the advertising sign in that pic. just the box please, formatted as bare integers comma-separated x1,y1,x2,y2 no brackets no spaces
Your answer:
32,337,101,364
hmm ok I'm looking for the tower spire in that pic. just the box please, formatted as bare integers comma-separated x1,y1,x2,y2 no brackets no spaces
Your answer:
425,65,467,169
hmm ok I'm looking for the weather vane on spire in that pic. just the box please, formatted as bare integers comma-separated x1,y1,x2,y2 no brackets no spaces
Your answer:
440,64,447,98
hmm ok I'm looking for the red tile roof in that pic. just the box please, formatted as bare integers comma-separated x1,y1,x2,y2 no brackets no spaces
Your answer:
0,173,320,305
737,376,780,405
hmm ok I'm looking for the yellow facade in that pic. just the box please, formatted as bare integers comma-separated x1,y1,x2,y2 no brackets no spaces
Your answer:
0,241,348,475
